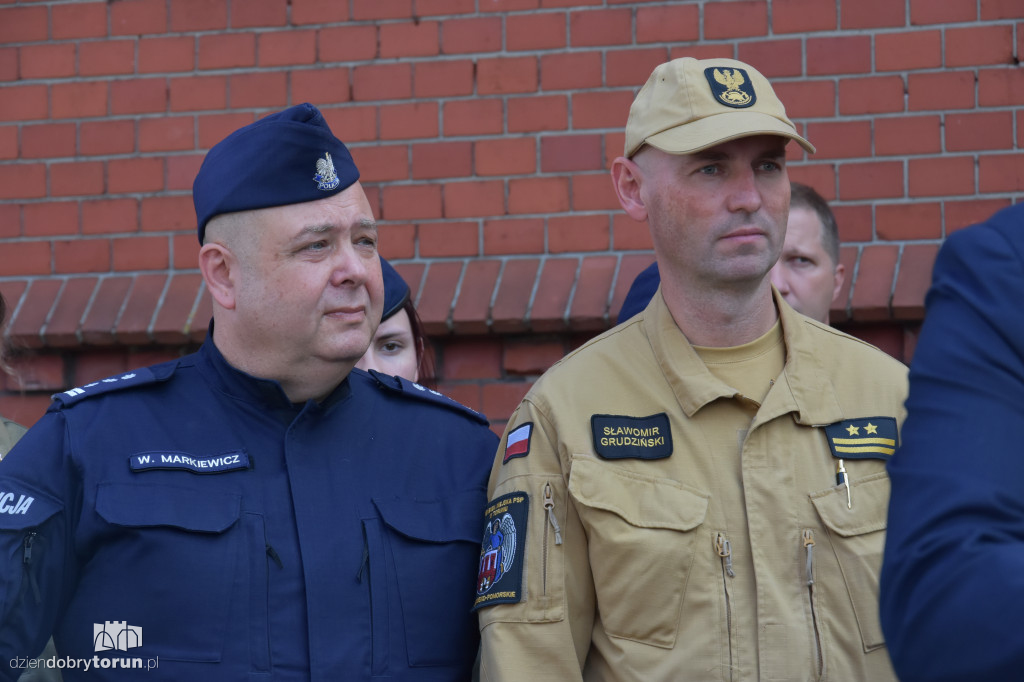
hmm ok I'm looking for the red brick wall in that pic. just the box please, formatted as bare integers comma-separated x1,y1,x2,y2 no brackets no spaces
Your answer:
0,0,1022,430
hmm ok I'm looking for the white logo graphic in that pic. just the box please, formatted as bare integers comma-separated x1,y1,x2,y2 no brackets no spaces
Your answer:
314,152,340,190
94,622,142,652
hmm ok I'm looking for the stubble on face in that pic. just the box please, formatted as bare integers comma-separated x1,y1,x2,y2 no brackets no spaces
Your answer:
638,136,791,294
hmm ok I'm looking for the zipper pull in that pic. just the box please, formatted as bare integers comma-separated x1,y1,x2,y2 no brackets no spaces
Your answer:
716,533,735,578
543,482,562,545
802,529,815,586
23,532,41,604
265,543,284,570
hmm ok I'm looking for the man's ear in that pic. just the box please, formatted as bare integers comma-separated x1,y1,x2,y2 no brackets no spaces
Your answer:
831,262,846,304
611,156,649,222
199,242,238,310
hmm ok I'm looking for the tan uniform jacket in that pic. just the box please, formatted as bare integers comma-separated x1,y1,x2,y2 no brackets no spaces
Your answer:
479,291,908,682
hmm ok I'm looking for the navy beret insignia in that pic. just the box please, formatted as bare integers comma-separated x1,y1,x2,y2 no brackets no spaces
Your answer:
314,151,340,191
591,413,673,460
705,67,755,109
824,417,898,460
473,491,528,611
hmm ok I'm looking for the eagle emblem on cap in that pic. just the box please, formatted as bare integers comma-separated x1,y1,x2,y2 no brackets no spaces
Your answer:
708,67,755,108
313,152,340,191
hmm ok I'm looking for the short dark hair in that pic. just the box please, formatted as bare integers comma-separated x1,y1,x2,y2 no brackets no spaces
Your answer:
790,182,839,266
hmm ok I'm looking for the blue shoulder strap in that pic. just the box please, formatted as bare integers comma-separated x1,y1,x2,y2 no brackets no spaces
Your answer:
51,364,172,408
367,369,490,425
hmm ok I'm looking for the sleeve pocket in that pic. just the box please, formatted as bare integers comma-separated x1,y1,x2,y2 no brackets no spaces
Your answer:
0,482,63,655
568,457,709,648
810,471,890,652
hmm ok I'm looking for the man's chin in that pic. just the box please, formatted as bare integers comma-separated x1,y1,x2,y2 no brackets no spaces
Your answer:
319,335,374,367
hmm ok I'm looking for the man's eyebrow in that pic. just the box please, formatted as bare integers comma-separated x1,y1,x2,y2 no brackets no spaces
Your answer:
296,223,337,237
692,142,788,162
692,149,728,161
293,219,377,240
758,141,789,157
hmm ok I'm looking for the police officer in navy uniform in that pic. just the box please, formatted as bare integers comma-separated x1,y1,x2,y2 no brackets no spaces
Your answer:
0,104,497,681
880,202,1024,681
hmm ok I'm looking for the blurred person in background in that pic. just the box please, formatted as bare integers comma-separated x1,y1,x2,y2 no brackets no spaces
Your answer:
355,258,434,385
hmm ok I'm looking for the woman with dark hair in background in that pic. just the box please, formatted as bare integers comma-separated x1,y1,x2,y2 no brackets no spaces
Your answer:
355,258,435,385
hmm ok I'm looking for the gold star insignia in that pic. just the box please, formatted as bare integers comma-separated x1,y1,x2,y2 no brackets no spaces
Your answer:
865,423,878,435
846,425,860,436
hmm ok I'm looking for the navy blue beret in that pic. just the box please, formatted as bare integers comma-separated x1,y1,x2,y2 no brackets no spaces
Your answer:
617,261,661,324
193,103,360,243
380,258,411,322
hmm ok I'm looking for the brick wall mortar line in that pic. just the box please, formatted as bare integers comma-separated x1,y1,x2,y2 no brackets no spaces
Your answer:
447,258,468,332
488,256,509,327
35,275,67,347
144,272,173,343
520,254,543,331
889,241,905,313
184,277,207,337
101,274,131,339
74,271,106,344
560,255,581,325
843,244,863,318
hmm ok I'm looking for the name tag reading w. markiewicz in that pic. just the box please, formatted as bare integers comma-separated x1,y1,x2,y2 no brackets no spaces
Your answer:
129,451,251,474
591,413,673,460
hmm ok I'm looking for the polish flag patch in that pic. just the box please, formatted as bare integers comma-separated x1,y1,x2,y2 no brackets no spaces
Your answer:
503,422,533,464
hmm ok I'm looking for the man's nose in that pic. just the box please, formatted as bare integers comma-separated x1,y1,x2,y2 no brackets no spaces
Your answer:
329,245,371,288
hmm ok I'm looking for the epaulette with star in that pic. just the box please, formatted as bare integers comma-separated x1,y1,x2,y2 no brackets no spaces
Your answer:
368,369,490,425
823,417,899,460
50,363,176,408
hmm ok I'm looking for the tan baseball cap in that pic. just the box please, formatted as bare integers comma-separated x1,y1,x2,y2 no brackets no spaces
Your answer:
623,57,815,158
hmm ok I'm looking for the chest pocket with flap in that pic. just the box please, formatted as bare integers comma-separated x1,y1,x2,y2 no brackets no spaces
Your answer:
568,456,709,648
93,482,242,662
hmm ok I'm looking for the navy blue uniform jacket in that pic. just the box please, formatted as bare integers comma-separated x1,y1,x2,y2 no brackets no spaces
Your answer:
0,339,498,681
880,202,1024,681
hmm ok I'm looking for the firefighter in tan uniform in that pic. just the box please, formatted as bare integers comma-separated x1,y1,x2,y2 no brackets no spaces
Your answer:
475,57,908,682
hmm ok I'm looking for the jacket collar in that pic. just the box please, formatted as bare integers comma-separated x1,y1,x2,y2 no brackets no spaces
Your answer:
198,322,352,419
643,286,844,426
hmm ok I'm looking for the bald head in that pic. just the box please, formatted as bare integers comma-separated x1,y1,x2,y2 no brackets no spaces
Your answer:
203,210,262,264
